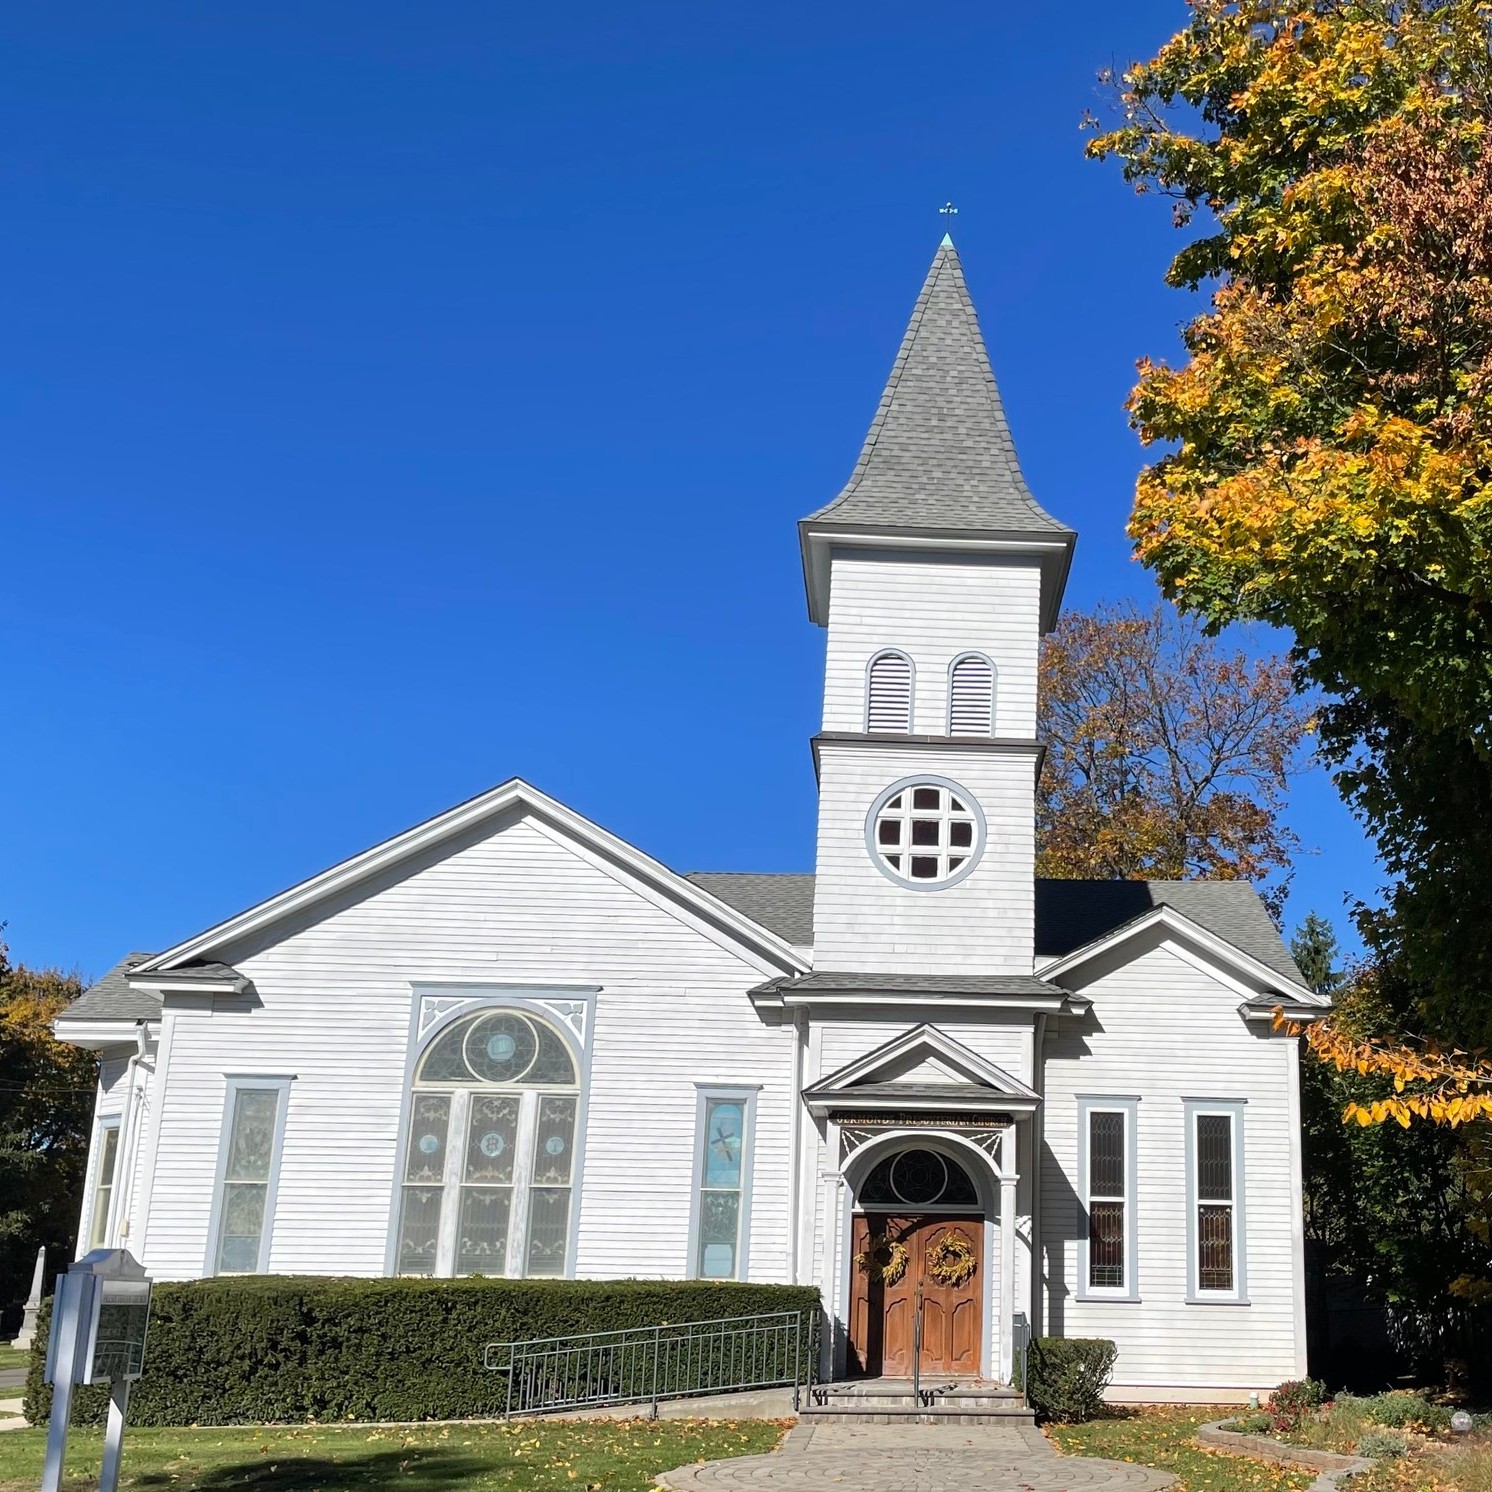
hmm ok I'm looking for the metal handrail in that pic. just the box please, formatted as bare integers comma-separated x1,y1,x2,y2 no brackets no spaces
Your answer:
485,1309,811,1419
912,1283,924,1405
1011,1310,1032,1397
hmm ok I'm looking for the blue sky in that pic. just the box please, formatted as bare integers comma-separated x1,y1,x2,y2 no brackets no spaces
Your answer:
1,2,1377,979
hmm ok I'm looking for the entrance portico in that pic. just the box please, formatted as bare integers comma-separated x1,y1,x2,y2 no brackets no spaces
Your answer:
800,1024,1039,1385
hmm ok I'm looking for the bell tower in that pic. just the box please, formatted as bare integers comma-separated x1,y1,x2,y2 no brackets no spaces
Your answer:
801,238,1075,975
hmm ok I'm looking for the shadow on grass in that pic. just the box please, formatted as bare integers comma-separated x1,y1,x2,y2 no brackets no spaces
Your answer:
129,1448,497,1490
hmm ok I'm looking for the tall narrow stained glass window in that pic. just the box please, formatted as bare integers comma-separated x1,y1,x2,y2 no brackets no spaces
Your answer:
1086,1110,1127,1290
398,1008,581,1279
211,1082,289,1275
693,1095,751,1280
88,1122,121,1251
1195,1113,1236,1292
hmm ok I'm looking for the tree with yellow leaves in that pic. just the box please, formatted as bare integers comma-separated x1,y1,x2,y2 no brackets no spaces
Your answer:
1091,0,1492,1081
1036,601,1307,913
0,934,89,1303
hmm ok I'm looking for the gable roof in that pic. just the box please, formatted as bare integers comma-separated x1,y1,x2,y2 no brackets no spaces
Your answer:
802,238,1074,542
1039,900,1324,1005
1033,878,1304,983
58,952,160,1024
128,778,809,983
802,1022,1040,1115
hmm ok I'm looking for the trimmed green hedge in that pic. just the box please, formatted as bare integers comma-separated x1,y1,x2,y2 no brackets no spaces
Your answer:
27,1275,821,1427
1024,1336,1117,1423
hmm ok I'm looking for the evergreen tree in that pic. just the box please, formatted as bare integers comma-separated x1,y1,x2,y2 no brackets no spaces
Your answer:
1290,912,1343,997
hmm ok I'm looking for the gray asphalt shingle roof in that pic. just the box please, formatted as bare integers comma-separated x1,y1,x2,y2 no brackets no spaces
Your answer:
58,953,160,1023
698,874,1304,986
686,872,816,946
1033,878,1304,982
59,956,246,1025
802,238,1075,540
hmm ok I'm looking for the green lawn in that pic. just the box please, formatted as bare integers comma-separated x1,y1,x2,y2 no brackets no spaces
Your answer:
1049,1407,1315,1492
0,1345,31,1373
0,1418,784,1491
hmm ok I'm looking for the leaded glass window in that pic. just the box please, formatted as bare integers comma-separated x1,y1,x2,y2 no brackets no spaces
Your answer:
211,1081,289,1276
399,1007,581,1279
857,1148,978,1208
1195,1112,1236,1293
1087,1110,1127,1290
88,1122,121,1251
693,1095,752,1280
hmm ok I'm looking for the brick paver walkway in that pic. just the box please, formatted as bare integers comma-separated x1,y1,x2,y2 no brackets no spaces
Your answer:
656,1421,1178,1492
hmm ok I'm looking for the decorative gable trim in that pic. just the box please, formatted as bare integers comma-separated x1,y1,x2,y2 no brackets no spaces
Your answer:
132,778,811,981
1037,903,1326,1009
803,1022,1039,1111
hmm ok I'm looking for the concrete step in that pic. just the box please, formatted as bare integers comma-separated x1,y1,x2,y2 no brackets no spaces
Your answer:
801,1379,1033,1426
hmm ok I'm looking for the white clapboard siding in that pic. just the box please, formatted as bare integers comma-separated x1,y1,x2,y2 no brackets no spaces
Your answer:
1041,938,1304,1393
821,552,1041,738
865,652,913,732
811,741,1036,973
947,655,995,736
139,812,796,1285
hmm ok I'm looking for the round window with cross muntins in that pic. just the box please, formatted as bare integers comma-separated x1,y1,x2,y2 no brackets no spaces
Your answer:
866,776,985,889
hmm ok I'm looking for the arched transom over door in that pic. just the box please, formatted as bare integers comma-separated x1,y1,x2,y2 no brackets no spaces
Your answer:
849,1147,984,1380
397,1009,580,1279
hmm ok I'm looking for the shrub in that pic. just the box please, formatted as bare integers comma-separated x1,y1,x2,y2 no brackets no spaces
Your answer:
26,1275,820,1427
1023,1336,1117,1423
1356,1429,1409,1459
1269,1377,1328,1432
1226,1412,1275,1435
1365,1392,1452,1433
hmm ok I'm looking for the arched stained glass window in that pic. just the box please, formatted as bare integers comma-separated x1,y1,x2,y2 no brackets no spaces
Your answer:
397,1008,581,1280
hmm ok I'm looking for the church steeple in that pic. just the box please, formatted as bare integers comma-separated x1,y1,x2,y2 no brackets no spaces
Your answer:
803,240,1076,976
799,237,1074,628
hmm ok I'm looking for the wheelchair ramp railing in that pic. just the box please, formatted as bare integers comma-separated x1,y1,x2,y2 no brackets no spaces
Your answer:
484,1309,811,1419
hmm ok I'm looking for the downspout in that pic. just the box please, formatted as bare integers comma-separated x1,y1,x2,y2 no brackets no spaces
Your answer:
110,1024,150,1249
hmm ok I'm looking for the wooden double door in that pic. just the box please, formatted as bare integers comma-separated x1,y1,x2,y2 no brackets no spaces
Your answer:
848,1213,983,1378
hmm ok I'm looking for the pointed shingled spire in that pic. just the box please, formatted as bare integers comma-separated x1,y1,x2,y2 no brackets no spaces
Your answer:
803,238,1074,540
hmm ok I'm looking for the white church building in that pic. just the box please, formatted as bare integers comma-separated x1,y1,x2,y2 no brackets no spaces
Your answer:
58,238,1330,1402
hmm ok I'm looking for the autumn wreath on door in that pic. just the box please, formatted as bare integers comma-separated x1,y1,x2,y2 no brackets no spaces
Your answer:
854,1232,909,1285
925,1230,977,1287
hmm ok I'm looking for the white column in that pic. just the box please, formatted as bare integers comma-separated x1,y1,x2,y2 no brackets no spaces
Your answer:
818,1122,844,1380
998,1172,1017,1382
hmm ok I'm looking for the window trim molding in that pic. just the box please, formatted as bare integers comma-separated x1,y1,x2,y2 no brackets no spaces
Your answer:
864,649,916,734
204,1074,293,1277
946,651,997,737
1076,1094,1140,1303
863,774,987,892
1183,1097,1249,1305
385,988,596,1280
687,1084,760,1282
87,1116,123,1253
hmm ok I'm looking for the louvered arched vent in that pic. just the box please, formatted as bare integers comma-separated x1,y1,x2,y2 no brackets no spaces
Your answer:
866,651,914,733
948,653,995,736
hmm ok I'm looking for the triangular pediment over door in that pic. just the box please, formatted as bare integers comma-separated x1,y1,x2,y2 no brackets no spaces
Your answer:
801,1023,1039,1116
